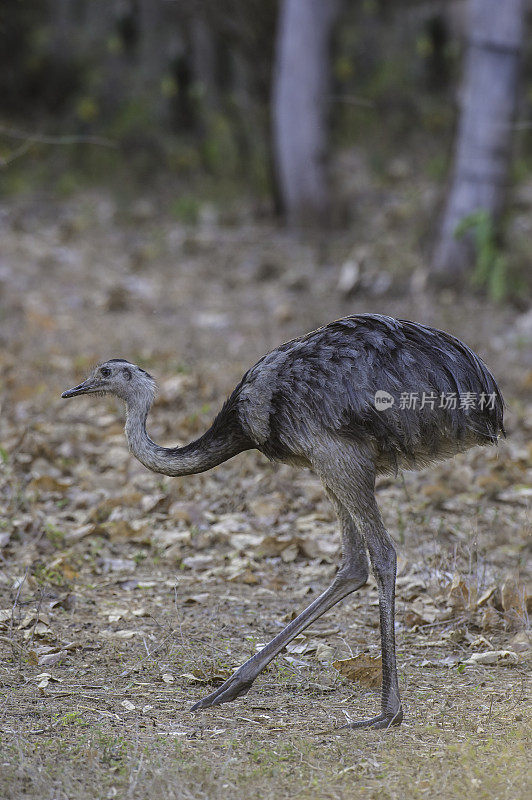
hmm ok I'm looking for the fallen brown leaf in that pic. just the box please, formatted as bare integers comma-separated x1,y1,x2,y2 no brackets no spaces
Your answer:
333,654,382,688
447,574,477,610
481,605,503,631
501,578,527,626
248,493,285,518
27,475,72,494
181,667,233,685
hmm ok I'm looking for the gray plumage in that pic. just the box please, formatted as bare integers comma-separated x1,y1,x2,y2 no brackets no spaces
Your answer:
62,313,504,729
237,314,504,468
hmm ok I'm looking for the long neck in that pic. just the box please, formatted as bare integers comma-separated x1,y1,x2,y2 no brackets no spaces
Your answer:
124,392,248,476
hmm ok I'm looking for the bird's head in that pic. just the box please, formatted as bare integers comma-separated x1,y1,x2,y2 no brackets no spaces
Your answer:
61,359,156,405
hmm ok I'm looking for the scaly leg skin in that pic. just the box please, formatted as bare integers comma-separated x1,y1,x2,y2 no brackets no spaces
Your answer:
191,495,369,711
336,551,403,730
321,461,404,730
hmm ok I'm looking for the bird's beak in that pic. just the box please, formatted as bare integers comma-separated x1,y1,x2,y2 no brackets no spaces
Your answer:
61,379,96,398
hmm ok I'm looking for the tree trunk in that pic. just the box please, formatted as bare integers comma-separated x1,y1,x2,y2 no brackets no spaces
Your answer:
431,0,524,282
137,0,169,118
190,14,219,111
272,0,342,227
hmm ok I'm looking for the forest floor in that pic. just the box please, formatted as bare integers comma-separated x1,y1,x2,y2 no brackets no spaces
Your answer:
0,189,530,800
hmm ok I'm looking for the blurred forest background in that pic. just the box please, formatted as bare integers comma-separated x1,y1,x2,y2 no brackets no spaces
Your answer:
1,0,531,300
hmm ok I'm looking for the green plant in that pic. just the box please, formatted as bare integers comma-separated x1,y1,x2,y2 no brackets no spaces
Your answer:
454,210,508,302
170,195,200,224
45,523,66,547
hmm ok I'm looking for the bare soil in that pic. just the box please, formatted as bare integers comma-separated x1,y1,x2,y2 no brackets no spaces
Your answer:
0,191,530,800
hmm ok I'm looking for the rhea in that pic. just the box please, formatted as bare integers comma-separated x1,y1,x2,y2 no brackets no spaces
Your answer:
62,314,504,729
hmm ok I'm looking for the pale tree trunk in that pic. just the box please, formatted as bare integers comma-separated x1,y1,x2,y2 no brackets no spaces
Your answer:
272,0,342,227
431,0,525,282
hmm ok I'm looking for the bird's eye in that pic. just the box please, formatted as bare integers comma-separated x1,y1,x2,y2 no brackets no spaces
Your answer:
100,367,111,378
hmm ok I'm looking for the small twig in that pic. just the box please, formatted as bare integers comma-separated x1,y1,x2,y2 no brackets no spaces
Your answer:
1,719,62,736
9,426,29,456
0,634,23,651
128,752,145,799
415,615,467,631
28,587,46,652
486,676,528,723
146,612,168,632
338,636,354,657
296,754,327,772
0,141,32,167
10,569,28,629
77,705,122,720
119,632,174,678
400,472,412,503
486,695,494,724
11,569,28,669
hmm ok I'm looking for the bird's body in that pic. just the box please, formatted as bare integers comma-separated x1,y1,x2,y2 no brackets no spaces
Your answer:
62,314,504,729
233,314,503,470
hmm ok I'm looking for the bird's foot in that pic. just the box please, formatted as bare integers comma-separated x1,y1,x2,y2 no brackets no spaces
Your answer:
191,670,254,711
338,707,403,731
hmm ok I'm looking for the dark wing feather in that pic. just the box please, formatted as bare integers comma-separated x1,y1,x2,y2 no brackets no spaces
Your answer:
238,314,504,470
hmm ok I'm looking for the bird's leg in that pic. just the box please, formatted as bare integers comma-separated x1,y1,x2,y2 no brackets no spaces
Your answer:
191,497,369,711
341,522,402,730
322,466,403,730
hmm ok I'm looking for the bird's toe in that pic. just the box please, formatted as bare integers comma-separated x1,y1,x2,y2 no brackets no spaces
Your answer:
338,707,403,731
190,675,253,711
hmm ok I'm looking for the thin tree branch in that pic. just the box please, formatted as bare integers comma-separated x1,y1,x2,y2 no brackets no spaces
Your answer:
0,125,117,148
0,140,32,167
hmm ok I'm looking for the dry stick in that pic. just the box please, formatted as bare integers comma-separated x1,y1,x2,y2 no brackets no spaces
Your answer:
173,584,192,655
119,632,175,678
400,472,412,504
77,705,121,720
487,695,494,724
146,611,169,633
295,750,327,772
416,615,467,631
171,584,235,672
10,569,28,630
0,141,32,167
0,125,117,168
127,752,145,800
9,426,29,459
338,635,355,657
0,634,23,651
10,568,28,669
1,719,63,736
487,675,529,723
28,587,46,652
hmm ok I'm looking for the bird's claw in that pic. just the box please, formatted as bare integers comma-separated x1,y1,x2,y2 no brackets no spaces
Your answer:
191,674,254,711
